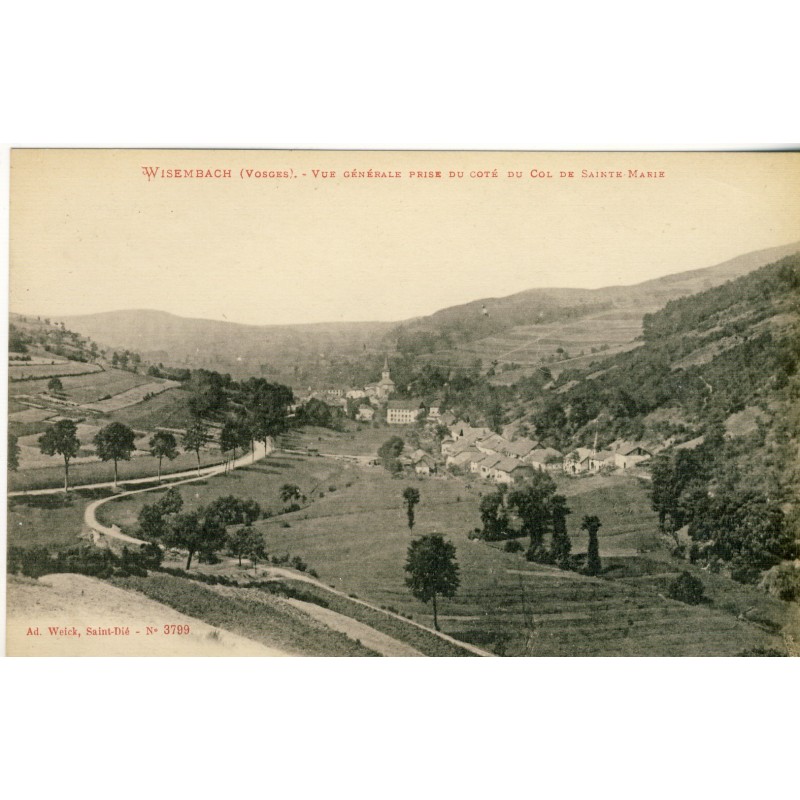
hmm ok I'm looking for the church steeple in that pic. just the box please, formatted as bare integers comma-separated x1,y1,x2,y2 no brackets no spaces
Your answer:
382,356,391,382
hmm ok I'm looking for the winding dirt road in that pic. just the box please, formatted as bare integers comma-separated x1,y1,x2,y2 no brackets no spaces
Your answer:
83,441,271,546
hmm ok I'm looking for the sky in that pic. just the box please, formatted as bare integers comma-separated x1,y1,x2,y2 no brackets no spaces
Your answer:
9,150,800,326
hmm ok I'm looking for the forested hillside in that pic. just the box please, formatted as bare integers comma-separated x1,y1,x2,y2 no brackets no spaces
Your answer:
513,255,800,589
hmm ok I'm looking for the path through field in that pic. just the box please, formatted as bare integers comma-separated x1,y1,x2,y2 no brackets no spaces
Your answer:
283,598,424,656
81,441,272,546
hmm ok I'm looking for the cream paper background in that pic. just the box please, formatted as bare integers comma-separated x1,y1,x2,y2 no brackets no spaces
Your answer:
6,149,800,657
9,150,800,327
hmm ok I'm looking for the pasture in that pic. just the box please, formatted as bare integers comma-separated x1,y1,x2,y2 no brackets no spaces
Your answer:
96,450,791,655
103,388,196,431
7,490,98,549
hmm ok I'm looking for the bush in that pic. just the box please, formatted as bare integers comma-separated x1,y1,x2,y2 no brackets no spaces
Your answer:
290,555,308,572
8,544,155,580
526,544,553,564
759,562,800,601
504,540,523,553
668,571,706,604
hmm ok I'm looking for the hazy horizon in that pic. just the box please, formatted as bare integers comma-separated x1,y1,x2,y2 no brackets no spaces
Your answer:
11,151,800,326
11,236,800,330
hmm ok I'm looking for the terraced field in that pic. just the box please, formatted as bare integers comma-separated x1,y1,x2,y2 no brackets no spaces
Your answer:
103,388,196,431
95,445,791,656
9,361,103,381
416,307,646,376
8,367,155,403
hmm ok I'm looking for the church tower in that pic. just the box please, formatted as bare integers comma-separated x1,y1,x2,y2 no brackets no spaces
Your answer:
377,355,395,400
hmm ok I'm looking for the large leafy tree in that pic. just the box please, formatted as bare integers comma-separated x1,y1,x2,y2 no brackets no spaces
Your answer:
508,472,557,552
378,436,404,472
182,421,210,474
243,379,292,454
149,430,178,483
164,507,227,570
204,495,262,528
38,419,80,492
94,422,137,487
404,533,460,631
402,487,420,530
137,488,184,539
479,488,509,540
688,491,795,571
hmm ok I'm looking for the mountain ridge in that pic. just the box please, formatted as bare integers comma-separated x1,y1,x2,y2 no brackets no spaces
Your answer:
41,240,800,382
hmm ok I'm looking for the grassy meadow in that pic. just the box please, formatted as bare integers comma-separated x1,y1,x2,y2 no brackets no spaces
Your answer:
98,437,792,656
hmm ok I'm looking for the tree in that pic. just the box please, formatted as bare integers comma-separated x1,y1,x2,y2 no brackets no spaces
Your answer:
149,431,178,483
402,487,420,530
8,433,20,472
47,376,64,393
404,534,460,631
378,436,404,472
219,420,240,473
280,483,302,506
581,515,602,576
550,494,572,567
137,488,183,539
479,488,509,540
204,495,262,528
38,419,80,492
508,472,557,552
182,421,210,474
93,422,137,487
668,571,706,605
228,525,267,569
164,507,227,570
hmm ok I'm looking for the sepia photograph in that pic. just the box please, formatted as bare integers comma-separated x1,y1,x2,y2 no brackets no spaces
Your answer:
6,149,800,657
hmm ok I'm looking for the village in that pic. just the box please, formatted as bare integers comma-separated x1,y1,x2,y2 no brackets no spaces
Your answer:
293,357,657,484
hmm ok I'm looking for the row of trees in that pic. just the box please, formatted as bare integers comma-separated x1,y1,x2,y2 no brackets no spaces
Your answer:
478,473,602,574
35,418,218,491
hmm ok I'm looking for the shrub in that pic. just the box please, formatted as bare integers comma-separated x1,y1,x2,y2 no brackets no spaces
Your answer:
504,540,523,553
526,544,552,564
280,521,291,528
290,555,308,572
759,562,800,601
668,571,706,605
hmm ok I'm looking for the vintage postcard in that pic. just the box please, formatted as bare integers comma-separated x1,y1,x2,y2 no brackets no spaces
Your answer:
6,149,800,656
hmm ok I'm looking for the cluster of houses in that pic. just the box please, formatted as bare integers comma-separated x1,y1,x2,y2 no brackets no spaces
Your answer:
295,358,443,425
441,418,655,486
297,358,656,486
